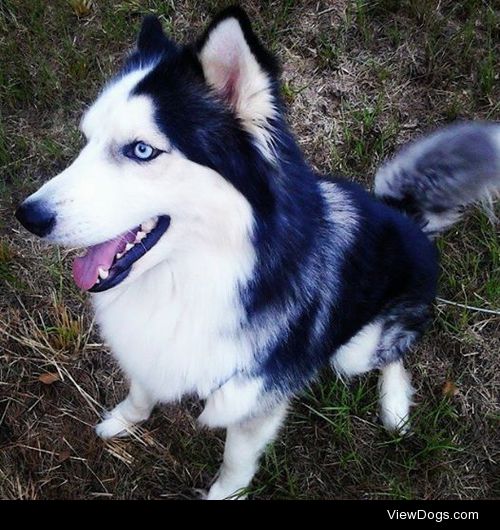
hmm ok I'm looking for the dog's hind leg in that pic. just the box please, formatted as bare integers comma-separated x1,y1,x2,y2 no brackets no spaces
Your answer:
205,402,288,500
374,301,431,433
331,301,430,434
378,360,414,433
331,321,383,378
95,380,156,439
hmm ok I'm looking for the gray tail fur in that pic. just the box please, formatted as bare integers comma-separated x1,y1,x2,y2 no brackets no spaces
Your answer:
374,122,500,237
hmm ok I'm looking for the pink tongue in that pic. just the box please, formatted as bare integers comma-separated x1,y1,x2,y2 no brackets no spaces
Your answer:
72,230,138,291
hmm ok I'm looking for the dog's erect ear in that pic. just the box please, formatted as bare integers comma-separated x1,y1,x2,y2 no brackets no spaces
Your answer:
197,7,279,153
137,15,172,57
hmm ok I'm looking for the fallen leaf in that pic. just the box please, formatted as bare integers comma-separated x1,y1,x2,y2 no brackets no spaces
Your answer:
442,380,458,398
39,372,60,385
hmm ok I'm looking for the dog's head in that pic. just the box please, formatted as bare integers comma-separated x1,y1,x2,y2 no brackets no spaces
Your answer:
16,7,283,292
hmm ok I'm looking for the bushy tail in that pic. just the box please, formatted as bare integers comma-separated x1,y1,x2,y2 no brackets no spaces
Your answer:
374,122,500,237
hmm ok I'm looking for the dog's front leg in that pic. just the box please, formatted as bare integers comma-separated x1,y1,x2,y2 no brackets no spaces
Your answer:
205,403,288,500
96,380,156,439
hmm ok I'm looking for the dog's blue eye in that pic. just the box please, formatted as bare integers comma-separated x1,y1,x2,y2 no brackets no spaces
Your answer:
134,142,154,159
125,141,161,162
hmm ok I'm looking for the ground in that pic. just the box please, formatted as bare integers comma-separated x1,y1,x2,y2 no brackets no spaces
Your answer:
0,0,499,500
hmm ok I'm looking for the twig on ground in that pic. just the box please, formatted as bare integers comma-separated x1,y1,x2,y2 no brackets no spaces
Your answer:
436,297,500,316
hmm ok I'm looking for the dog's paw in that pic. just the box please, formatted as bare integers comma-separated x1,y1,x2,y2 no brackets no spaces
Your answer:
205,481,247,500
379,408,410,435
95,412,133,439
379,394,411,435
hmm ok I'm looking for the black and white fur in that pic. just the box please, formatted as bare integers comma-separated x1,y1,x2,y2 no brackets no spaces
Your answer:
15,8,500,499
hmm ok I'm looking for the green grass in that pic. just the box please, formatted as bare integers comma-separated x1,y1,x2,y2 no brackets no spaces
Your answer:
244,374,471,500
260,0,296,49
316,32,342,70
301,378,377,440
436,208,500,338
328,96,400,176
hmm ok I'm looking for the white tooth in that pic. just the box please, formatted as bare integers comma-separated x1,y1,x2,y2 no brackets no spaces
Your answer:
98,267,109,280
95,278,100,284
141,218,157,233
116,252,123,260
125,243,134,252
135,231,146,242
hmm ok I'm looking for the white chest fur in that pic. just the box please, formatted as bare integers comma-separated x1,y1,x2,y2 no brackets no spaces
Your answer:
92,248,255,402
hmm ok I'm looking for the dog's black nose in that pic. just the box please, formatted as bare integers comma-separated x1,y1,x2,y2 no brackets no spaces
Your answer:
15,200,56,237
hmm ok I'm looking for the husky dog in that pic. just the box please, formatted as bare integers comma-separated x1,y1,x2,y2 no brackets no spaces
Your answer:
15,7,500,499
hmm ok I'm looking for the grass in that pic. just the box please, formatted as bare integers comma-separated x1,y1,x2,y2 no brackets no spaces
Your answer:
0,0,499,499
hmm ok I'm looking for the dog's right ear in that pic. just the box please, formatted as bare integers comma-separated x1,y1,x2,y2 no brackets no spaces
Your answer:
136,15,175,57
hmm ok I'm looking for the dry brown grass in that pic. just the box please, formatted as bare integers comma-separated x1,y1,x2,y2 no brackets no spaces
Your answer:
1,0,499,499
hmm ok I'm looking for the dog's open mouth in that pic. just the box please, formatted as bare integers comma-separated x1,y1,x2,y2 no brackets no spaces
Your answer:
72,215,170,293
